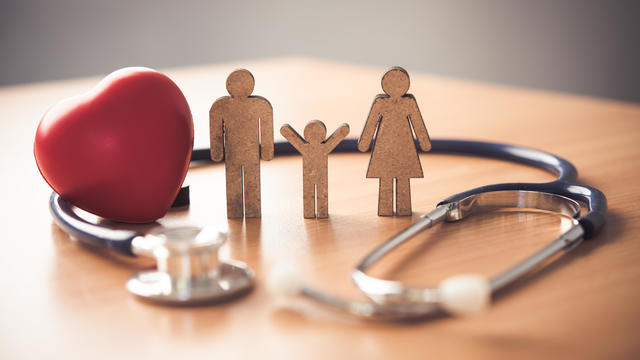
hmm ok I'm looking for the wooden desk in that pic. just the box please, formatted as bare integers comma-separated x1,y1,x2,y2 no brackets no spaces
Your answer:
1,58,639,359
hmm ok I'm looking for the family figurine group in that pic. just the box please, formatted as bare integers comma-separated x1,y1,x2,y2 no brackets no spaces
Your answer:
210,66,431,219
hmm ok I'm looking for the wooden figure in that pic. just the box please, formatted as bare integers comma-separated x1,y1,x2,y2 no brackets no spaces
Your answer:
357,66,431,216
280,121,350,218
210,69,274,218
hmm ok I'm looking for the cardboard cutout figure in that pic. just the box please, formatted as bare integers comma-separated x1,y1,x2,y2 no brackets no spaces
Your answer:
210,69,274,218
357,67,431,216
280,121,350,218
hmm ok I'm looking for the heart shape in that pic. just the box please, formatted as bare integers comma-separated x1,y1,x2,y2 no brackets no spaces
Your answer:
34,67,193,223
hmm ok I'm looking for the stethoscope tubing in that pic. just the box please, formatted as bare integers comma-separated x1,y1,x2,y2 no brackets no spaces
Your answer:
50,193,139,256
50,138,607,257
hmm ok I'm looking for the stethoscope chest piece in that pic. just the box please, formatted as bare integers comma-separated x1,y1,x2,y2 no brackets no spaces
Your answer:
126,226,254,305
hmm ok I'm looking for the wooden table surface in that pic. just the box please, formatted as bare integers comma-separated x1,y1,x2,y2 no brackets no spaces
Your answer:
1,57,639,359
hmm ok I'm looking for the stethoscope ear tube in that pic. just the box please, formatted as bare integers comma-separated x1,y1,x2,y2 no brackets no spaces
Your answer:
49,192,140,256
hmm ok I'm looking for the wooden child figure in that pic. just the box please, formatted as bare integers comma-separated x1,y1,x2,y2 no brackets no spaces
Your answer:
357,66,431,216
210,69,274,218
280,121,350,218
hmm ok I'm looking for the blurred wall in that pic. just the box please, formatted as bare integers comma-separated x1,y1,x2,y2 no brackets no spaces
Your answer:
0,0,638,102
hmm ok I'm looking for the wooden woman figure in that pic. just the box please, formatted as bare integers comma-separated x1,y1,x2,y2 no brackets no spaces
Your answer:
280,120,350,218
357,67,431,216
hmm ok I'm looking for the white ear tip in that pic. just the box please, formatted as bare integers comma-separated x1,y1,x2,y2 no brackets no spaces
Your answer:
195,225,227,244
267,264,305,297
438,274,491,316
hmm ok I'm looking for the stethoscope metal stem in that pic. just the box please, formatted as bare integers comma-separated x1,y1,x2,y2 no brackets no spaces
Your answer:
356,204,452,271
490,224,584,291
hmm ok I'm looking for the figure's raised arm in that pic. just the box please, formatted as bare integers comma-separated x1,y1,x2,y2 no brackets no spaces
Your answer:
279,124,306,153
357,96,383,152
407,95,431,152
258,97,274,161
209,97,227,162
324,123,350,152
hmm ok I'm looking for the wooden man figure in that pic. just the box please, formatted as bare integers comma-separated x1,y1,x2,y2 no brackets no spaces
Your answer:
210,69,274,218
280,120,350,218
357,66,431,216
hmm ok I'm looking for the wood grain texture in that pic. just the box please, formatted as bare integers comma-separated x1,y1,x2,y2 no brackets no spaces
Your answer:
1,57,639,359
210,69,274,218
358,67,431,216
280,121,349,218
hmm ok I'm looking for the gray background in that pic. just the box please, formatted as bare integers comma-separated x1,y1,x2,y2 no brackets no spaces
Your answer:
1,0,638,102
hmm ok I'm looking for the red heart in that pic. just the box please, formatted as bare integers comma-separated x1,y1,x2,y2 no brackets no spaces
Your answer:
34,68,193,223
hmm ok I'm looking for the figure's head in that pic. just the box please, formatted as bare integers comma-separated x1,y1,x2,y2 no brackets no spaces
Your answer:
381,67,410,97
304,120,327,144
226,69,254,97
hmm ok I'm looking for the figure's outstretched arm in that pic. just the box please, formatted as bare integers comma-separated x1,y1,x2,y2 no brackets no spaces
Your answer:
407,95,431,152
279,124,306,153
259,98,274,161
209,97,226,162
324,123,350,152
357,96,383,152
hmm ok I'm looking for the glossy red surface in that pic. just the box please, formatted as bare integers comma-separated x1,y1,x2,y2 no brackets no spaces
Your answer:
34,68,193,223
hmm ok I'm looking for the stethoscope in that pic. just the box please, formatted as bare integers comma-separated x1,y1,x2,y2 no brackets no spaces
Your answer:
49,138,607,318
